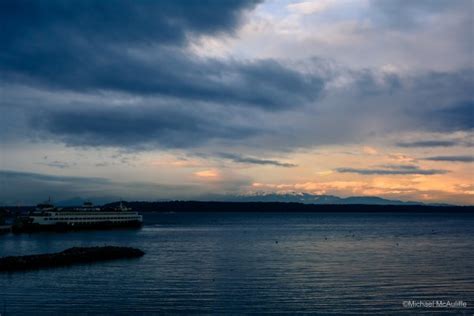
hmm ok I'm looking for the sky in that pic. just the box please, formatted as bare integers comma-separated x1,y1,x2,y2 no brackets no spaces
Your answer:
0,0,473,205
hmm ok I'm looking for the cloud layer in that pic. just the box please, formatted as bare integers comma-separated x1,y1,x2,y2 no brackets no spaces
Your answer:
1,0,325,110
424,155,473,163
336,165,449,175
1,0,472,152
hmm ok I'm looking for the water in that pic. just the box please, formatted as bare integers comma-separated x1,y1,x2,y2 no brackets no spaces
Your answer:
1,212,473,315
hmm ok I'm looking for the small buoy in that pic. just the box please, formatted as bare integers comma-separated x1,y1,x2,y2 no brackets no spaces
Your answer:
275,240,278,244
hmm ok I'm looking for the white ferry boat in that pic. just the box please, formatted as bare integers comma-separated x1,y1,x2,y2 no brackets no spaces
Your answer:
13,200,142,233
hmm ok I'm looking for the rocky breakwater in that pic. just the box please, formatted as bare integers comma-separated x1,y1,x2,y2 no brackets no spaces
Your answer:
0,246,145,272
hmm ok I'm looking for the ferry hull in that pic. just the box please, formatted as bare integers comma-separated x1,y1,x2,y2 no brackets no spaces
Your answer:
12,220,142,234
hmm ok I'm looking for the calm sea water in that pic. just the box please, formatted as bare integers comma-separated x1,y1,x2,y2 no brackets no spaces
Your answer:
1,212,473,315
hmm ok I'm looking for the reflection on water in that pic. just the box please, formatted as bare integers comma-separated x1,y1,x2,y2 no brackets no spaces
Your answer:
1,212,473,314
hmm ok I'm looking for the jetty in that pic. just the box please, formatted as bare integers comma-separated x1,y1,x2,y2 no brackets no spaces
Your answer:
0,246,145,272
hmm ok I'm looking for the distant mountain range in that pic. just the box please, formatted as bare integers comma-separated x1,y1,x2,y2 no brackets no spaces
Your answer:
203,192,439,205
55,192,451,207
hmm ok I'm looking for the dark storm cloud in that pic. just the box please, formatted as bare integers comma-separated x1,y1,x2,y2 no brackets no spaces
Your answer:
1,0,261,45
336,165,448,175
0,0,324,110
216,153,297,167
401,71,473,133
349,70,403,96
424,155,473,163
332,68,473,134
2,66,471,151
430,101,474,131
32,104,259,149
0,0,471,151
403,68,474,132
376,164,420,170
3,47,324,109
396,140,460,148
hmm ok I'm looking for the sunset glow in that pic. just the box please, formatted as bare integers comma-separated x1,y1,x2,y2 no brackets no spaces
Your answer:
1,0,472,205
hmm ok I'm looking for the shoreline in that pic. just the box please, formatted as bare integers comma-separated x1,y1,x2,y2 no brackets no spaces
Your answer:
4,202,474,214
103,202,474,213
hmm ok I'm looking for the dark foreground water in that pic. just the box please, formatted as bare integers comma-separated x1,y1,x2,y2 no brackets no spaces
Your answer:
1,212,473,315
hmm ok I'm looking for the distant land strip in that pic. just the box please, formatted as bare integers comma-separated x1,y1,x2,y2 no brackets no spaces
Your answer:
103,202,473,213
4,202,473,213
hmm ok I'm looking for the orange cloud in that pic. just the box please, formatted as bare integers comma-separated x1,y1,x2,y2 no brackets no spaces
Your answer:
194,169,220,178
316,170,333,176
388,153,416,163
363,146,378,155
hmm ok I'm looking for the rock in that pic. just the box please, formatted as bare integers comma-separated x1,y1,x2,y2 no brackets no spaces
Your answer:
0,246,145,272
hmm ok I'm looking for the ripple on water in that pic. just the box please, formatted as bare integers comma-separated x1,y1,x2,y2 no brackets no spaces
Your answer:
1,212,473,314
